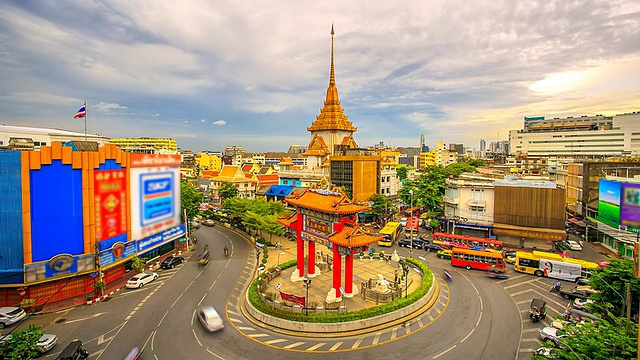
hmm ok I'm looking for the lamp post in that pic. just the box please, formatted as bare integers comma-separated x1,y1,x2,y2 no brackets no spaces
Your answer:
277,251,285,267
303,277,312,316
409,190,414,252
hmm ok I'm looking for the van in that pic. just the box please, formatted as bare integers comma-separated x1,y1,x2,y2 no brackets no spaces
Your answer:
0,307,27,329
54,339,88,360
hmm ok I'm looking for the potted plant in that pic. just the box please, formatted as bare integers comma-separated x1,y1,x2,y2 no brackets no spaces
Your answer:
379,250,385,261
359,251,365,260
19,298,36,312
94,280,106,297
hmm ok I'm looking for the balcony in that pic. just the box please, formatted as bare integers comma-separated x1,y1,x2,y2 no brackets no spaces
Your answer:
467,199,486,207
443,196,459,204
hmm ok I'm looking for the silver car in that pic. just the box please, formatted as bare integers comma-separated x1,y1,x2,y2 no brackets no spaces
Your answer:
0,332,58,354
539,326,566,347
0,307,26,329
196,306,224,332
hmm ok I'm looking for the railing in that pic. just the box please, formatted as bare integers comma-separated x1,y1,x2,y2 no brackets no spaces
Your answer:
443,196,459,204
467,199,486,207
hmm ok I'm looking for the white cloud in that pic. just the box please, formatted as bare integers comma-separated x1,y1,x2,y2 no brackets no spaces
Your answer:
212,120,226,126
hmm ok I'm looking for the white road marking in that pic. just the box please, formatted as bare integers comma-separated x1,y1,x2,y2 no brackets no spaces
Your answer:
284,342,306,349
170,293,183,308
433,345,456,359
504,278,538,289
372,332,382,344
248,333,269,338
264,339,287,345
330,342,343,351
307,342,326,351
205,347,225,359
460,328,475,343
65,312,106,324
192,328,202,346
157,311,168,327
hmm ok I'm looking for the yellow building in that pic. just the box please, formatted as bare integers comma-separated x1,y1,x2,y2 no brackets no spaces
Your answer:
330,153,381,203
195,153,222,173
420,150,437,167
108,137,178,154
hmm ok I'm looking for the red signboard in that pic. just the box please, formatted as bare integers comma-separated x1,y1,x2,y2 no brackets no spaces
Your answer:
94,169,127,241
279,291,306,307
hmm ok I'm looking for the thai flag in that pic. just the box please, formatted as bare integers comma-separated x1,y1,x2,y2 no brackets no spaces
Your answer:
74,103,86,118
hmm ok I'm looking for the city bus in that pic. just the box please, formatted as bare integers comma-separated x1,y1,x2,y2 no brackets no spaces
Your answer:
451,248,506,272
514,251,599,282
378,222,402,247
433,232,503,251
404,216,420,238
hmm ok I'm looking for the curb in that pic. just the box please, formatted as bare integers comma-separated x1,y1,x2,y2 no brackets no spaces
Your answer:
86,287,122,305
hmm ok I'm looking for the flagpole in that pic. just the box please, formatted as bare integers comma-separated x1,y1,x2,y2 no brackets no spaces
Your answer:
84,101,87,143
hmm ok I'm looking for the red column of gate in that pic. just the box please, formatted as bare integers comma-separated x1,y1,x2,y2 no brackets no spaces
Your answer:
333,245,341,298
296,213,304,277
345,253,353,294
307,241,316,276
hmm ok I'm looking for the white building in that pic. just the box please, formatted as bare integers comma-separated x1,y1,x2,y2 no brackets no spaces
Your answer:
0,124,109,149
509,112,640,158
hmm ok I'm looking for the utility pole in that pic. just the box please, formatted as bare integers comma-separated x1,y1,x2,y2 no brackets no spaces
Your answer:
184,208,190,251
626,283,632,320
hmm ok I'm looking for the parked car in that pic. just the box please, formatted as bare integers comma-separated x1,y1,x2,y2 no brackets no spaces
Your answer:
203,219,215,227
539,326,566,347
0,332,58,354
196,306,224,332
126,272,159,289
436,249,452,260
0,307,27,329
535,347,558,358
566,240,583,251
160,256,184,269
424,243,446,252
398,237,427,249
573,298,595,311
190,220,201,229
559,288,589,300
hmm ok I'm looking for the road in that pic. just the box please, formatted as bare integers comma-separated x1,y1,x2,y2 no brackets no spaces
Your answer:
27,227,526,359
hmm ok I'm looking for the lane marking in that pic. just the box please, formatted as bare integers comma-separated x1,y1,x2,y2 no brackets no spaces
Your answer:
205,347,225,359
460,328,475,343
248,333,269,338
238,326,256,331
351,337,364,349
284,342,306,349
170,293,183,308
433,345,456,359
372,332,382,345
307,342,326,351
504,278,538,290
330,342,343,351
264,339,287,345
391,328,398,339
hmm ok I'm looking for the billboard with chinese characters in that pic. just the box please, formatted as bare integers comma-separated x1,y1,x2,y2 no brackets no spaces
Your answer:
621,182,640,231
94,169,127,241
597,179,621,227
129,154,182,240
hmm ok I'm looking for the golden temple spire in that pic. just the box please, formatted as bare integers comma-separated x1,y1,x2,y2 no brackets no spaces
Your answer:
307,25,357,133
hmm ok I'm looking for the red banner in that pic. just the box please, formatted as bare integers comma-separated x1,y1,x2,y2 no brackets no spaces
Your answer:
94,169,127,241
279,291,306,307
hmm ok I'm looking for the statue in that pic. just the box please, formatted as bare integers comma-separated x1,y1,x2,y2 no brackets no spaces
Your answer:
374,274,390,294
391,249,400,262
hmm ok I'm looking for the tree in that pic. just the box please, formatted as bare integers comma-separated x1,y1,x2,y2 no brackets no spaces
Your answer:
218,182,238,203
445,162,477,178
399,165,449,215
533,317,637,360
181,181,203,222
367,194,388,218
396,165,408,181
589,259,640,320
466,158,486,167
0,324,43,360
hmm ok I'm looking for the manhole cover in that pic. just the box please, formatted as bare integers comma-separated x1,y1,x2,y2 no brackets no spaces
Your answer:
102,297,112,302
55,318,66,323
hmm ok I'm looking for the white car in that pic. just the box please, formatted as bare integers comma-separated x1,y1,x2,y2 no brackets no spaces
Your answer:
573,298,595,310
0,332,58,354
400,217,408,227
0,307,27,329
197,306,224,332
126,272,159,289
566,240,583,251
539,326,566,347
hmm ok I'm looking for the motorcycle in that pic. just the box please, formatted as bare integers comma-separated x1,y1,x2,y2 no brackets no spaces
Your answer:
444,270,452,281
224,246,229,257
530,298,547,323
550,282,562,293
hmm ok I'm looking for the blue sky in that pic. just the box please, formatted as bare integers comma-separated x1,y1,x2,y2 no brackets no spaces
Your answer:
1,1,639,152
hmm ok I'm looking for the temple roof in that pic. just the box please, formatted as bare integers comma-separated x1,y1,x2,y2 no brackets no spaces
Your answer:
307,25,357,133
284,188,369,214
279,157,293,166
303,133,330,157
329,223,382,248
277,212,298,227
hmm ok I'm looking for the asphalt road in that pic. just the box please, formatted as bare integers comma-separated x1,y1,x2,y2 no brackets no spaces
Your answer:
28,227,525,360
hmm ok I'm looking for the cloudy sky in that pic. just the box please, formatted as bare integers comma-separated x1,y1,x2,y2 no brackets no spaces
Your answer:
1,1,638,152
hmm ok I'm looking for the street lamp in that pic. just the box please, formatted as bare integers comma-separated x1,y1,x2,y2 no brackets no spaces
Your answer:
303,277,312,316
277,251,285,267
409,190,414,252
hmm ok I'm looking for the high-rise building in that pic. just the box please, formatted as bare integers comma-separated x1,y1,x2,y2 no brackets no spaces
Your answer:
480,139,486,152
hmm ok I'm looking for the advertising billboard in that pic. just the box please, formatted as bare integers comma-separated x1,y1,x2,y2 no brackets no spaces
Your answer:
621,182,640,230
597,179,621,227
94,169,127,241
130,154,182,240
24,254,95,283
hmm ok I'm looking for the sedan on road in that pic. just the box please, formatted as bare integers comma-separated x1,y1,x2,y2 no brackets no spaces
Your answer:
423,243,446,252
436,249,452,260
539,326,566,347
559,288,589,300
160,256,184,269
126,272,159,289
197,306,224,332
0,332,58,354
398,237,428,249
203,219,215,226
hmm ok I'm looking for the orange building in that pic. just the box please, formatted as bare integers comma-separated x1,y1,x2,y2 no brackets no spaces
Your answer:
329,152,381,202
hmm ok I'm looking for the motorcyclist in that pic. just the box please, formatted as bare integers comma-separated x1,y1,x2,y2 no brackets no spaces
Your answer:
224,245,229,256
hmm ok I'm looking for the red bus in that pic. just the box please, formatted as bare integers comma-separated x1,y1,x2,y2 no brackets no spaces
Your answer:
432,232,502,251
451,248,506,272
404,216,420,237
